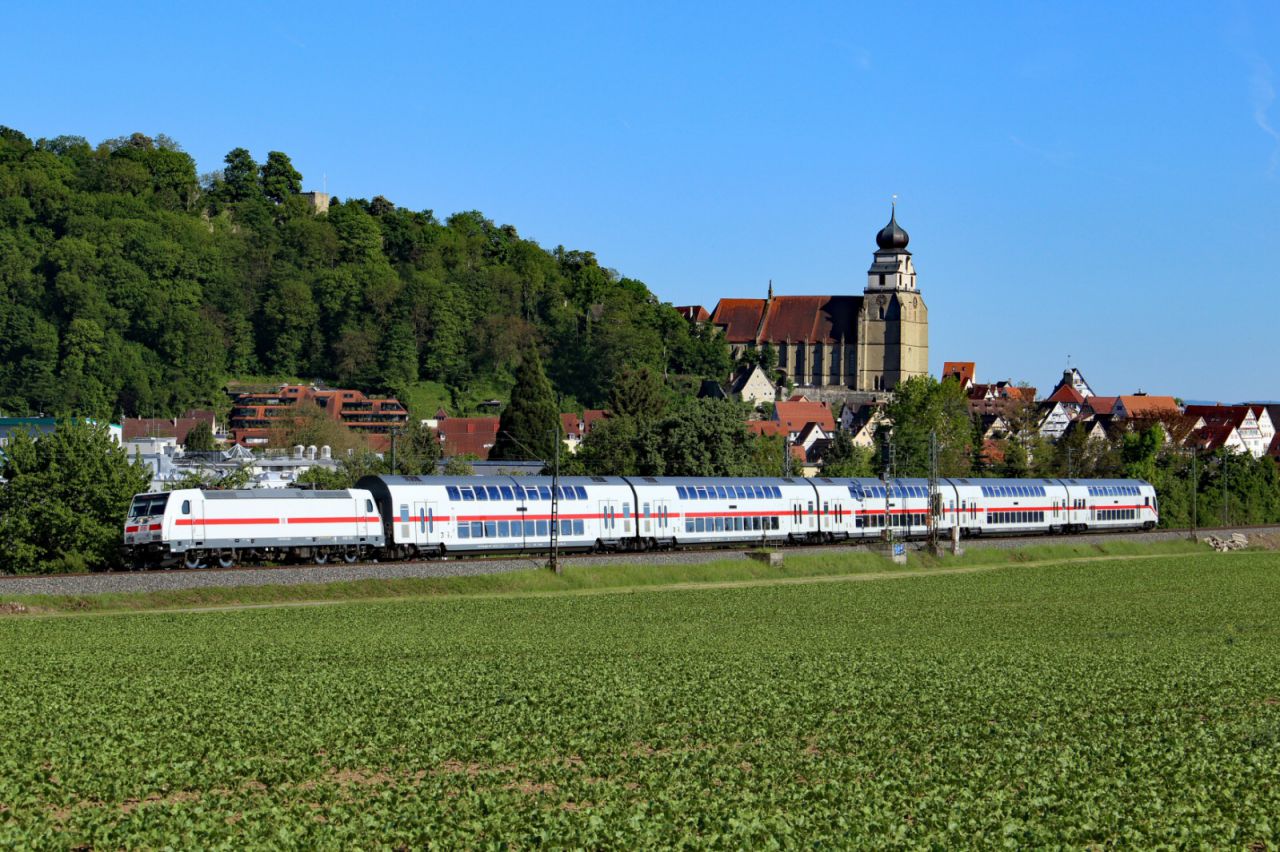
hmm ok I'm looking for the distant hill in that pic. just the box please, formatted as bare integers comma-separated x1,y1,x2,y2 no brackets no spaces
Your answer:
0,127,729,420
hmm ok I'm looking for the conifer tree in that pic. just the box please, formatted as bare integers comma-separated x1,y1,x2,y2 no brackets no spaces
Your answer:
490,350,560,462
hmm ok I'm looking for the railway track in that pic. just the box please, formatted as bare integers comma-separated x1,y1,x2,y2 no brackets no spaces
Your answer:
3,524,1278,599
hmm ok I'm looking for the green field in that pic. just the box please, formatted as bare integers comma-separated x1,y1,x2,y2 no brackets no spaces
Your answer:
2,551,1278,847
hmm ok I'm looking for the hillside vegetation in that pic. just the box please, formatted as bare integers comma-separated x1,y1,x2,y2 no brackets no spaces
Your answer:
0,127,728,419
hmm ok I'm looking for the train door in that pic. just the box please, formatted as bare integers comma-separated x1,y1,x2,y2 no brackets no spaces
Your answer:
181,495,204,547
641,501,652,536
599,500,618,540
358,496,371,539
413,501,427,545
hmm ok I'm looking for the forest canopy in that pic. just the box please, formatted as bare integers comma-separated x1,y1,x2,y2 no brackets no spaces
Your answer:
0,126,729,420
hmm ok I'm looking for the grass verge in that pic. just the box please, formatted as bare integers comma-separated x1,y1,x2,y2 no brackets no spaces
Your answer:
0,539,1212,617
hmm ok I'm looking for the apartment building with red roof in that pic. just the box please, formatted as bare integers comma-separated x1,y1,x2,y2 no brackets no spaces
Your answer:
229,384,408,447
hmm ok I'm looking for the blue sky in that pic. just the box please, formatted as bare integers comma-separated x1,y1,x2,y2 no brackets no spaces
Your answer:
5,1,1277,401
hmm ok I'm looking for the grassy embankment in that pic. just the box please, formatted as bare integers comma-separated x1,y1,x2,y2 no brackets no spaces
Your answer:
1,539,1210,616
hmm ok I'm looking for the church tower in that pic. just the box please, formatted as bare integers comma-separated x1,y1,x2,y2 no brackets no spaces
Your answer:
857,206,929,392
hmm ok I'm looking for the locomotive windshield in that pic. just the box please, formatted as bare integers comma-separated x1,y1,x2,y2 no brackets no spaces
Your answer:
128,494,169,518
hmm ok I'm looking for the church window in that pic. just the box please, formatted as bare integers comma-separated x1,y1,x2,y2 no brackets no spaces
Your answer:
878,274,885,287
878,302,886,320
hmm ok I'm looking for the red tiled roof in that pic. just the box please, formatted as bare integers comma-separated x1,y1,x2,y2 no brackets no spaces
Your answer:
582,410,608,432
561,413,582,437
746,421,789,437
1046,384,1086,405
942,362,975,385
709,295,863,345
709,299,767,342
123,410,217,443
437,417,500,459
758,296,861,344
674,305,710,322
773,401,837,433
1007,386,1037,402
1086,396,1118,416
1184,404,1257,428
1268,434,1280,457
1194,422,1239,451
1116,395,1180,418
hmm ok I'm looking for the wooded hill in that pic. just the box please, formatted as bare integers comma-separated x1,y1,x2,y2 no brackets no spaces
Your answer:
0,127,729,420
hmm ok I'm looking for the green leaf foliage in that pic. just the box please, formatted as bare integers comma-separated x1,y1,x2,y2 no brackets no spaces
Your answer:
0,125,729,420
0,420,149,573
490,351,560,463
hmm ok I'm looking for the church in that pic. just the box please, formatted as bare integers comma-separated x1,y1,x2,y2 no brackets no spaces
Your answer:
702,208,928,394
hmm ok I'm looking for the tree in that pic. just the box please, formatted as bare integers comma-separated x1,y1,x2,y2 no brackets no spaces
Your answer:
0,421,150,573
880,376,973,477
490,350,560,461
260,151,302,204
220,147,260,202
823,430,874,477
183,421,218,452
608,365,666,423
269,400,364,453
394,419,441,475
442,455,476,475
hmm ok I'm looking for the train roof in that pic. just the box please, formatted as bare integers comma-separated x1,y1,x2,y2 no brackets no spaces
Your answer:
361,475,631,487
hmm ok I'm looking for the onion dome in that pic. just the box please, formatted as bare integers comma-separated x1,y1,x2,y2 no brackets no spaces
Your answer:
875,206,910,252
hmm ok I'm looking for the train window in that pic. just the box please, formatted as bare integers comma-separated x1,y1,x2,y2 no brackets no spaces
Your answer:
473,488,487,501
447,486,460,500
483,486,498,500
622,503,631,518
522,520,534,535
400,505,409,522
182,500,191,515
677,486,688,499
471,521,483,537
497,521,509,537
692,518,703,532
367,499,374,514
711,486,724,499
538,486,552,500
572,486,585,499
807,501,814,515
711,517,721,532
696,486,708,500
500,486,515,500
643,503,651,518
459,524,470,539
536,520,548,536
571,520,582,535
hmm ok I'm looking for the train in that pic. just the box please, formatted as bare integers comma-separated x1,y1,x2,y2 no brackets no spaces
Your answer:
122,475,1159,569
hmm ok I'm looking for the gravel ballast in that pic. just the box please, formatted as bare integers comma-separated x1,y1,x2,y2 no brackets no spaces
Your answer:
1,526,1270,599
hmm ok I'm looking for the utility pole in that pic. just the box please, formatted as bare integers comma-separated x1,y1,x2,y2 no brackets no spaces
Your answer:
927,430,940,555
499,428,562,574
549,427,561,574
1221,454,1229,528
388,428,397,475
1189,448,1198,540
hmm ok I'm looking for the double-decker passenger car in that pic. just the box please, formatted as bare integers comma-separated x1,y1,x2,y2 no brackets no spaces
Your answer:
356,475,637,557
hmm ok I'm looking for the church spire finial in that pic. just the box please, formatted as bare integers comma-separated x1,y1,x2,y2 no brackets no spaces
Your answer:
767,279,773,300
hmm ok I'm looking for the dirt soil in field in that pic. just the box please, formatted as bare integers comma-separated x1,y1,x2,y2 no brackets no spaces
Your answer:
1248,533,1280,551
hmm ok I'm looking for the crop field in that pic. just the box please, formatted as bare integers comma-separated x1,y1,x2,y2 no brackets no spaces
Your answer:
1,551,1279,847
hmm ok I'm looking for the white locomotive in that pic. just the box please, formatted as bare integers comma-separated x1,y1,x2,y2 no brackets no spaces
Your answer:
123,475,1157,567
